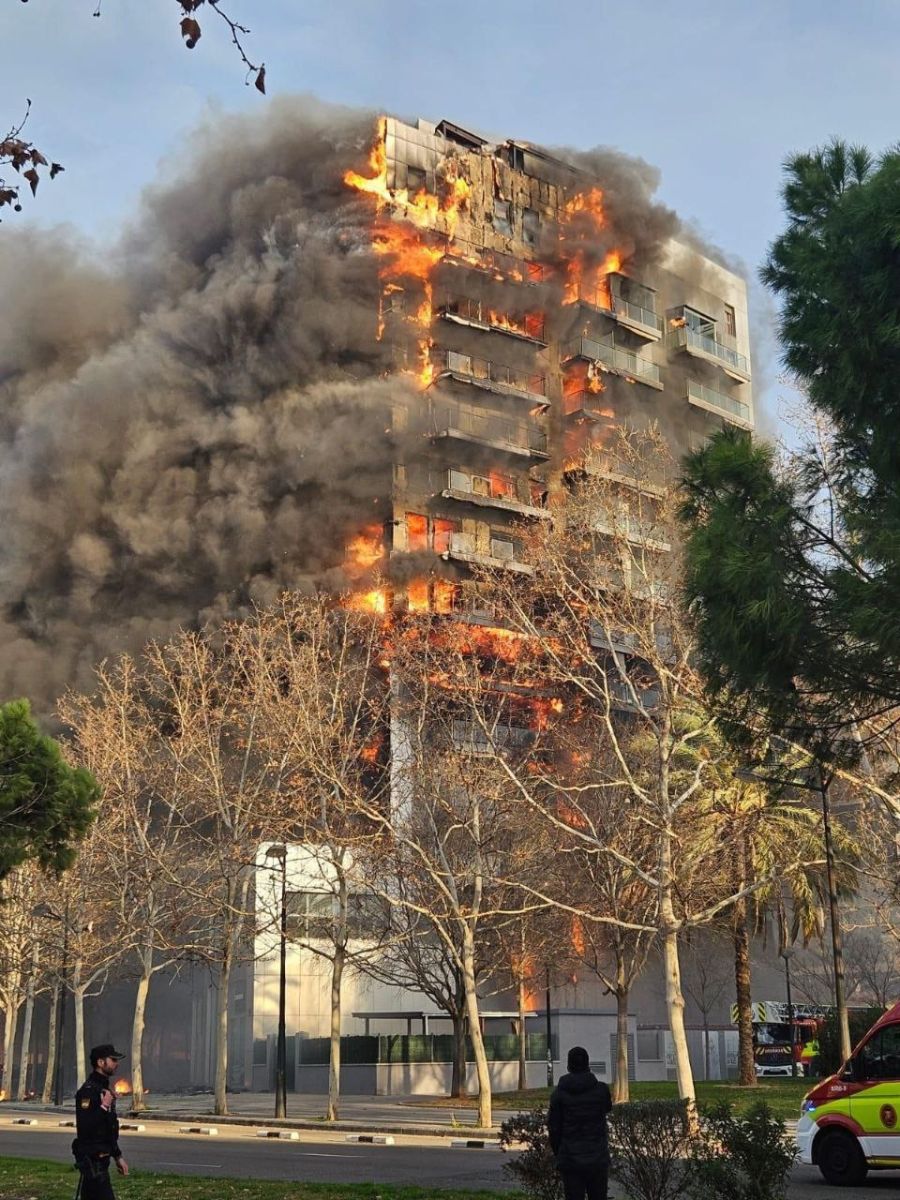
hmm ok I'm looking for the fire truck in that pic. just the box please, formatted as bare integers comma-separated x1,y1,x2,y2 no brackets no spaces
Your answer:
730,1001,827,1077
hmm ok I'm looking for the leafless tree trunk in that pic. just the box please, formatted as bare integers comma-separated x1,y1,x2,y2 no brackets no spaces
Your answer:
41,983,59,1104
15,943,38,1099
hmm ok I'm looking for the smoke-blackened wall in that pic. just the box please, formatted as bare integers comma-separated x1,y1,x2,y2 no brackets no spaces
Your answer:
0,98,421,708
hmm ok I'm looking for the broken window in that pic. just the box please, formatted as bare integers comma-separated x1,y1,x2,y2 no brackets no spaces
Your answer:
523,207,541,247
406,165,428,194
407,512,428,552
432,517,460,554
492,197,513,237
490,473,517,500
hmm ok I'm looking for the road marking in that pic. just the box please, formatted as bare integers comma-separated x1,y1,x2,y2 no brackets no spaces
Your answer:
299,1152,360,1158
154,1161,223,1169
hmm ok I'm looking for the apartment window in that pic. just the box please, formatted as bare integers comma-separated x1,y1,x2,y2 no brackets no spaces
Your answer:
724,304,737,338
523,207,541,247
286,891,332,940
490,472,517,500
406,165,428,194
493,197,513,237
407,512,428,552
637,1030,663,1062
490,533,523,561
432,517,460,554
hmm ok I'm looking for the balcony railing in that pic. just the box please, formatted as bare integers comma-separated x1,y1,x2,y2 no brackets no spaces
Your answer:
442,238,546,284
563,337,661,386
432,404,548,454
613,296,663,336
669,325,750,378
437,349,547,400
687,379,752,427
562,390,613,420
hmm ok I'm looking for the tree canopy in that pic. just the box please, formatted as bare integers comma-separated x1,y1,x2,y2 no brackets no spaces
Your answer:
680,141,900,761
0,698,97,881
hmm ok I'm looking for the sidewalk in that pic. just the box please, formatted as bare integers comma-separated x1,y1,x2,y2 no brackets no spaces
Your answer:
0,1091,515,1138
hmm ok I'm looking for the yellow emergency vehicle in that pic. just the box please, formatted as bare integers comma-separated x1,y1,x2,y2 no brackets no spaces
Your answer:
796,1000,900,1185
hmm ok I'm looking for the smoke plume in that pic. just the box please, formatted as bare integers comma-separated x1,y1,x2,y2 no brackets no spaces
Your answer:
0,98,412,706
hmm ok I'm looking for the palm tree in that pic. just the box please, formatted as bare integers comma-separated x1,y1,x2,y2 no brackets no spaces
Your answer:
713,771,858,1086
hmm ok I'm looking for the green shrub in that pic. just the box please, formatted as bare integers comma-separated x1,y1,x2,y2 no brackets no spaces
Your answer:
499,1109,562,1200
608,1098,694,1200
689,1100,795,1200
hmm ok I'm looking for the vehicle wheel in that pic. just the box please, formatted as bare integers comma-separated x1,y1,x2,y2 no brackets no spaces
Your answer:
817,1130,868,1186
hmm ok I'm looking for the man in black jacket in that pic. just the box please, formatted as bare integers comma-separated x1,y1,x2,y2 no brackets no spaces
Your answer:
548,1046,613,1200
72,1044,129,1199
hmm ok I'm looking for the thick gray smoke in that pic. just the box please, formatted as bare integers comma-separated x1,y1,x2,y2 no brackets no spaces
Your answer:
550,144,680,272
0,97,413,707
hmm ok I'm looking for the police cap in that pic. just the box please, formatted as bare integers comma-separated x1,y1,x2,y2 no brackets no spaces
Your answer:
89,1044,127,1064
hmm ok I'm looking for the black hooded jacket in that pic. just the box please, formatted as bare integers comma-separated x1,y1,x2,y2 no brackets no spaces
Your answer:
547,1069,612,1170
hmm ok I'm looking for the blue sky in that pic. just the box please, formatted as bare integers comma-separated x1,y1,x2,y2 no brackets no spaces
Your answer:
3,0,899,426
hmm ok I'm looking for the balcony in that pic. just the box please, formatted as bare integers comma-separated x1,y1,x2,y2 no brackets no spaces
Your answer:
562,390,615,422
431,403,548,459
563,337,662,389
440,298,546,346
612,296,664,339
435,349,548,405
687,379,752,429
442,487,550,521
669,325,750,382
609,678,660,711
441,238,546,285
441,532,533,575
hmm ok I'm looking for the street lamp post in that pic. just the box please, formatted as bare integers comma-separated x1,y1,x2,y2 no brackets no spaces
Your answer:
545,964,553,1087
780,947,796,1079
265,844,288,1119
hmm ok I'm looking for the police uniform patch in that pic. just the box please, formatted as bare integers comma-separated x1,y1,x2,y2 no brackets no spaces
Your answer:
80,1099,91,1108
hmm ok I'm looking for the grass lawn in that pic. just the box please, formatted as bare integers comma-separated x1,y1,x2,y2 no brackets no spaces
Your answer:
414,1078,811,1122
0,1157,510,1200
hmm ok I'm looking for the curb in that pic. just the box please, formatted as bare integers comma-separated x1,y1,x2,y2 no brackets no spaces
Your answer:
345,1133,395,1145
131,1110,497,1140
255,1129,300,1140
178,1126,218,1136
11,1118,38,1126
450,1138,500,1149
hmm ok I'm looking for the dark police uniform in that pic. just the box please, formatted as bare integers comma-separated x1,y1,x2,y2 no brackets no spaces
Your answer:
73,1047,125,1199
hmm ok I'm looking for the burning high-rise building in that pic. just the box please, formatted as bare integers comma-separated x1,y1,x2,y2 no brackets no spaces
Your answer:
2,101,760,1097
339,114,753,618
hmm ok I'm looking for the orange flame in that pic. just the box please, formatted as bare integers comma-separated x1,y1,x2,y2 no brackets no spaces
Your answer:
571,916,586,958
345,119,472,391
113,1078,132,1096
560,187,624,310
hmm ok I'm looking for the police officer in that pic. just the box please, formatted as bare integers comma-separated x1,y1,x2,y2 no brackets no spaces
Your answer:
72,1044,130,1199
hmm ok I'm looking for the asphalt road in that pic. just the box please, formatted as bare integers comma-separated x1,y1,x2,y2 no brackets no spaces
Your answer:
0,1120,898,1196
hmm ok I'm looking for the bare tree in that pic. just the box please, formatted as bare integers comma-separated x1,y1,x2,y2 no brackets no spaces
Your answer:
451,431,822,1118
138,621,300,1116
61,656,198,1113
352,619,546,1130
